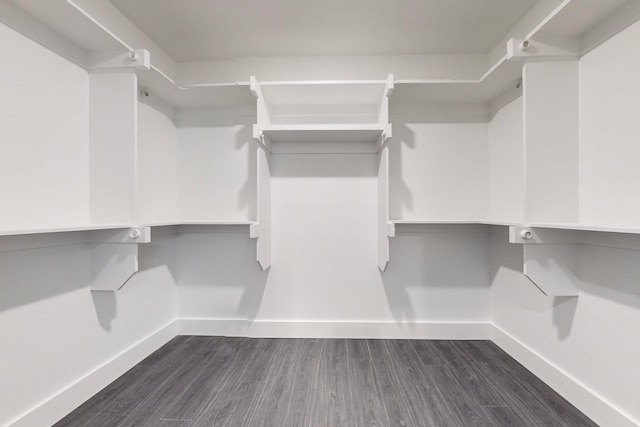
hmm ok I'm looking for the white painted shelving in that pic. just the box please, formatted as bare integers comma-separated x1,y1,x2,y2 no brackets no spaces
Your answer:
251,76,394,149
3,0,640,293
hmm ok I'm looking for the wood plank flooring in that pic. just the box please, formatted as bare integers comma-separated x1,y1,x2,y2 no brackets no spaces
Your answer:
55,337,597,426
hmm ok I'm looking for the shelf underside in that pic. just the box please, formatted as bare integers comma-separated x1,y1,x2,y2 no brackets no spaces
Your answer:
0,221,255,237
139,59,522,116
263,126,384,143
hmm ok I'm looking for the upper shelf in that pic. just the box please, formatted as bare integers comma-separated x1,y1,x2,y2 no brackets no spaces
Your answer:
251,76,393,146
391,58,521,107
530,0,633,47
7,0,638,121
262,125,386,143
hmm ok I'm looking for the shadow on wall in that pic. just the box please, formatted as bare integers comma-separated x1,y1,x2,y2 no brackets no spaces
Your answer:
488,231,579,341
389,111,489,219
235,123,257,219
0,242,92,314
552,296,578,340
388,121,415,218
177,230,268,321
91,291,117,331
579,244,640,310
380,229,492,323
89,228,179,331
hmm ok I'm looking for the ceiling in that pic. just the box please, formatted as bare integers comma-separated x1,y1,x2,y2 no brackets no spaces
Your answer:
109,0,539,62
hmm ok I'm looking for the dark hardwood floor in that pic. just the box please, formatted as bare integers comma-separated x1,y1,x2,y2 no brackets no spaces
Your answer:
55,337,597,426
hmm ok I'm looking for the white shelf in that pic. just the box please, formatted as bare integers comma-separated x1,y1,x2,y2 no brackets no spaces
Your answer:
137,68,255,111
0,221,256,237
391,59,522,106
531,0,630,41
526,223,640,235
390,221,640,235
252,76,392,149
259,80,387,107
0,224,134,237
141,220,255,227
262,124,385,143
391,220,516,226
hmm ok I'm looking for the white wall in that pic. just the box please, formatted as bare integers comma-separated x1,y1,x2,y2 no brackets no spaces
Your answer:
0,232,177,426
386,225,491,322
89,72,138,225
489,97,524,223
0,22,89,230
488,22,640,426
489,232,640,426
523,61,579,224
177,125,256,221
177,154,491,333
0,24,178,425
389,119,489,221
579,19,640,226
137,102,178,223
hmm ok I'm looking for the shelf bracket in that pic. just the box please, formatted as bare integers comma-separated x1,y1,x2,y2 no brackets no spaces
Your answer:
509,226,580,297
506,38,579,62
90,227,151,292
252,124,272,153
249,76,260,98
384,74,394,97
87,49,151,72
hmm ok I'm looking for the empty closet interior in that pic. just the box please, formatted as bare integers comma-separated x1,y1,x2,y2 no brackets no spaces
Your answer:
1,0,640,426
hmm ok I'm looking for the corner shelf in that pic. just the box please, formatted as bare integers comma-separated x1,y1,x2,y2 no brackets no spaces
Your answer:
0,221,263,290
0,224,135,237
391,57,522,109
0,225,151,292
525,222,640,235
507,223,640,298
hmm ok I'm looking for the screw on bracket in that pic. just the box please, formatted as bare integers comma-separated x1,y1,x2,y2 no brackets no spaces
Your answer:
520,230,533,240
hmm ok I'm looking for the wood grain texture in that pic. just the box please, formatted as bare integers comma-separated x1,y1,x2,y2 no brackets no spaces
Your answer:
310,339,352,427
55,337,597,427
348,357,390,427
159,342,239,421
191,381,265,427
247,339,299,427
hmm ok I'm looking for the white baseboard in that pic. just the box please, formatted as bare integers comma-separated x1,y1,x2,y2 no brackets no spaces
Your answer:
491,325,638,427
9,321,178,427
178,318,492,339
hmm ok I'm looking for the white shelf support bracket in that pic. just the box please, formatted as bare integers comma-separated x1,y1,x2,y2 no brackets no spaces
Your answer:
377,124,393,152
506,38,579,62
249,76,260,98
252,124,272,153
89,227,151,292
387,222,396,238
87,49,151,72
509,226,580,297
385,74,394,97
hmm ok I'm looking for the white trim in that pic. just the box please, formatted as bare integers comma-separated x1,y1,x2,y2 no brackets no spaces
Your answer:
491,325,638,427
8,322,177,427
178,318,491,339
